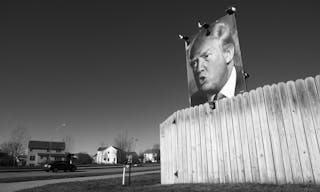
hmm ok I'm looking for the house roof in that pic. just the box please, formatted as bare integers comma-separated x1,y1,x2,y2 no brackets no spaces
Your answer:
97,146,124,152
97,147,107,151
28,140,65,150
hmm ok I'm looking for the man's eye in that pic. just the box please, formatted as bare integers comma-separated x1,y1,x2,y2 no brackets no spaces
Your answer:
203,53,211,59
190,60,197,68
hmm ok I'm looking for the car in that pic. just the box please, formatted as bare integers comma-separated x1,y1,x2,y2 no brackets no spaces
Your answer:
43,161,77,172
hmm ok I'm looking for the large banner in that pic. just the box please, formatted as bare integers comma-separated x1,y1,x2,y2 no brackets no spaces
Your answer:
185,14,245,106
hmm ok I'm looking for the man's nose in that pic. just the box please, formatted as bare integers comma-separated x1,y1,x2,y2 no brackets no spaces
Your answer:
196,58,206,72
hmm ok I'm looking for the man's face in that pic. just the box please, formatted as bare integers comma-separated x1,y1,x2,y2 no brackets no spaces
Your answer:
189,37,229,95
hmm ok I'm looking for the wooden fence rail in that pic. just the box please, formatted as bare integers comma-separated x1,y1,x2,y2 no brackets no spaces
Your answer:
160,75,320,184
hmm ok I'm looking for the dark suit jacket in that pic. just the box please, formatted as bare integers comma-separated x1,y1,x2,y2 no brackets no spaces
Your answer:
190,65,245,106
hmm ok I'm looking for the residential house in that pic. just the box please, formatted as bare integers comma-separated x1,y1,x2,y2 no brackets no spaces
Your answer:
95,146,126,164
143,149,159,163
27,140,66,166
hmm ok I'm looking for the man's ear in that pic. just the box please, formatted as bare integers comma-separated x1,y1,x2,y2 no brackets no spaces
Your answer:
223,43,234,64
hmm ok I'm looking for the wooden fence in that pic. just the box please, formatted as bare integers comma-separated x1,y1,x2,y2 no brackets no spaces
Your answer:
160,75,320,184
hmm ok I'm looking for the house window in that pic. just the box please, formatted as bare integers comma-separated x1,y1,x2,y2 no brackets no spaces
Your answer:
56,149,61,152
30,149,33,152
107,158,109,162
30,156,35,161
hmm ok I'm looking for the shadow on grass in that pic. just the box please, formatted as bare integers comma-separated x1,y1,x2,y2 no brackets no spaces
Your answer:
17,173,320,192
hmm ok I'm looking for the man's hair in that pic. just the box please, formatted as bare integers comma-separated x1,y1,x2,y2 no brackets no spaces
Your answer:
189,21,235,60
212,22,234,49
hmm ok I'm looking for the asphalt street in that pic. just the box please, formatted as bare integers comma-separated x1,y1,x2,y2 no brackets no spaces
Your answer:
0,170,160,192
0,165,159,182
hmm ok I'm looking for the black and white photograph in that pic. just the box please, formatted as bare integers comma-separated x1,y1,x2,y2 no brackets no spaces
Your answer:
0,1,320,192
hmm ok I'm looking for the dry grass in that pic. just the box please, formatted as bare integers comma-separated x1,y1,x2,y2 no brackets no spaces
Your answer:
18,173,320,192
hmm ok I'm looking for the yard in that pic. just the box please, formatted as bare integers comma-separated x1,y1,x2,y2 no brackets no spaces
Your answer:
17,173,320,192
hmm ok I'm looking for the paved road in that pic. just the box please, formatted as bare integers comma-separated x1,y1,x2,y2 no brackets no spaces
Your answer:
0,165,159,182
0,170,160,192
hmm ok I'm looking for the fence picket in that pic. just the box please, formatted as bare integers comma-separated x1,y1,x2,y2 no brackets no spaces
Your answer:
278,82,303,183
296,79,320,183
250,90,268,183
216,101,226,183
225,98,238,183
211,102,220,183
272,84,293,183
184,108,193,183
231,96,245,182
190,106,197,182
204,104,214,182
256,87,276,183
237,94,253,182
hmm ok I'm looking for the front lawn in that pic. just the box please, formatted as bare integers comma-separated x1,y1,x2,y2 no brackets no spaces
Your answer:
18,173,320,192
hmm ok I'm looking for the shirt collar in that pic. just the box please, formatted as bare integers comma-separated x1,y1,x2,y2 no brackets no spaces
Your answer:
219,66,236,98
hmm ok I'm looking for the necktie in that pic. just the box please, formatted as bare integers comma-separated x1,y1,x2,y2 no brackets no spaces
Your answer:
214,93,226,101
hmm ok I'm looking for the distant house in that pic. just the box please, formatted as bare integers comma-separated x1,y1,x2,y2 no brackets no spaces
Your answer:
95,146,126,164
27,140,66,166
143,149,158,163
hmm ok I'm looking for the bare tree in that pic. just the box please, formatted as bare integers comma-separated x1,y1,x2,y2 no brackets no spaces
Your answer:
113,130,135,152
0,126,30,166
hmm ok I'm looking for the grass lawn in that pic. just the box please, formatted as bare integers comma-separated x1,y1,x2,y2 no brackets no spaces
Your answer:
17,173,320,192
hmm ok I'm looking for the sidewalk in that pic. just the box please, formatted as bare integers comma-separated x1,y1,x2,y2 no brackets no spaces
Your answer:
0,170,160,192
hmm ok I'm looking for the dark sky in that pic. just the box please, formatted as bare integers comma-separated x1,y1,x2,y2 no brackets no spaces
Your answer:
1,1,319,155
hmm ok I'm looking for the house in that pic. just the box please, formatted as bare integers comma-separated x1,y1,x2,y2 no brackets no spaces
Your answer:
27,140,66,166
143,149,159,163
95,146,126,164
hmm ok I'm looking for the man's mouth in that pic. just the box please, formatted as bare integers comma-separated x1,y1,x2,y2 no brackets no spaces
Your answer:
198,75,206,85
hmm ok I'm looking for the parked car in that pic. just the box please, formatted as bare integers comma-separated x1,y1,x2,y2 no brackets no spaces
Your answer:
43,161,77,172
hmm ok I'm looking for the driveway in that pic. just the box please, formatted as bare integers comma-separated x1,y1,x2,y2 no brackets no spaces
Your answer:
0,170,160,192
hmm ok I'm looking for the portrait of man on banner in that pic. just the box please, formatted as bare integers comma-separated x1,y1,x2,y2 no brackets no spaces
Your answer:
185,14,246,106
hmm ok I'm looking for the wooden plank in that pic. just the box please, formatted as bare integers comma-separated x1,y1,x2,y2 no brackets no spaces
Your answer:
184,107,193,183
305,77,320,172
231,96,245,183
263,85,286,184
295,79,320,183
286,81,314,183
180,109,187,183
166,118,171,184
190,106,197,183
160,120,165,184
256,87,276,183
170,113,178,184
176,110,183,183
316,75,320,99
215,101,225,183
210,102,220,183
194,105,203,183
278,82,304,183
219,99,232,183
243,92,260,183
225,98,238,183
198,104,208,183
272,84,293,183
237,93,252,182
249,89,268,183
204,103,214,182
170,115,177,184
